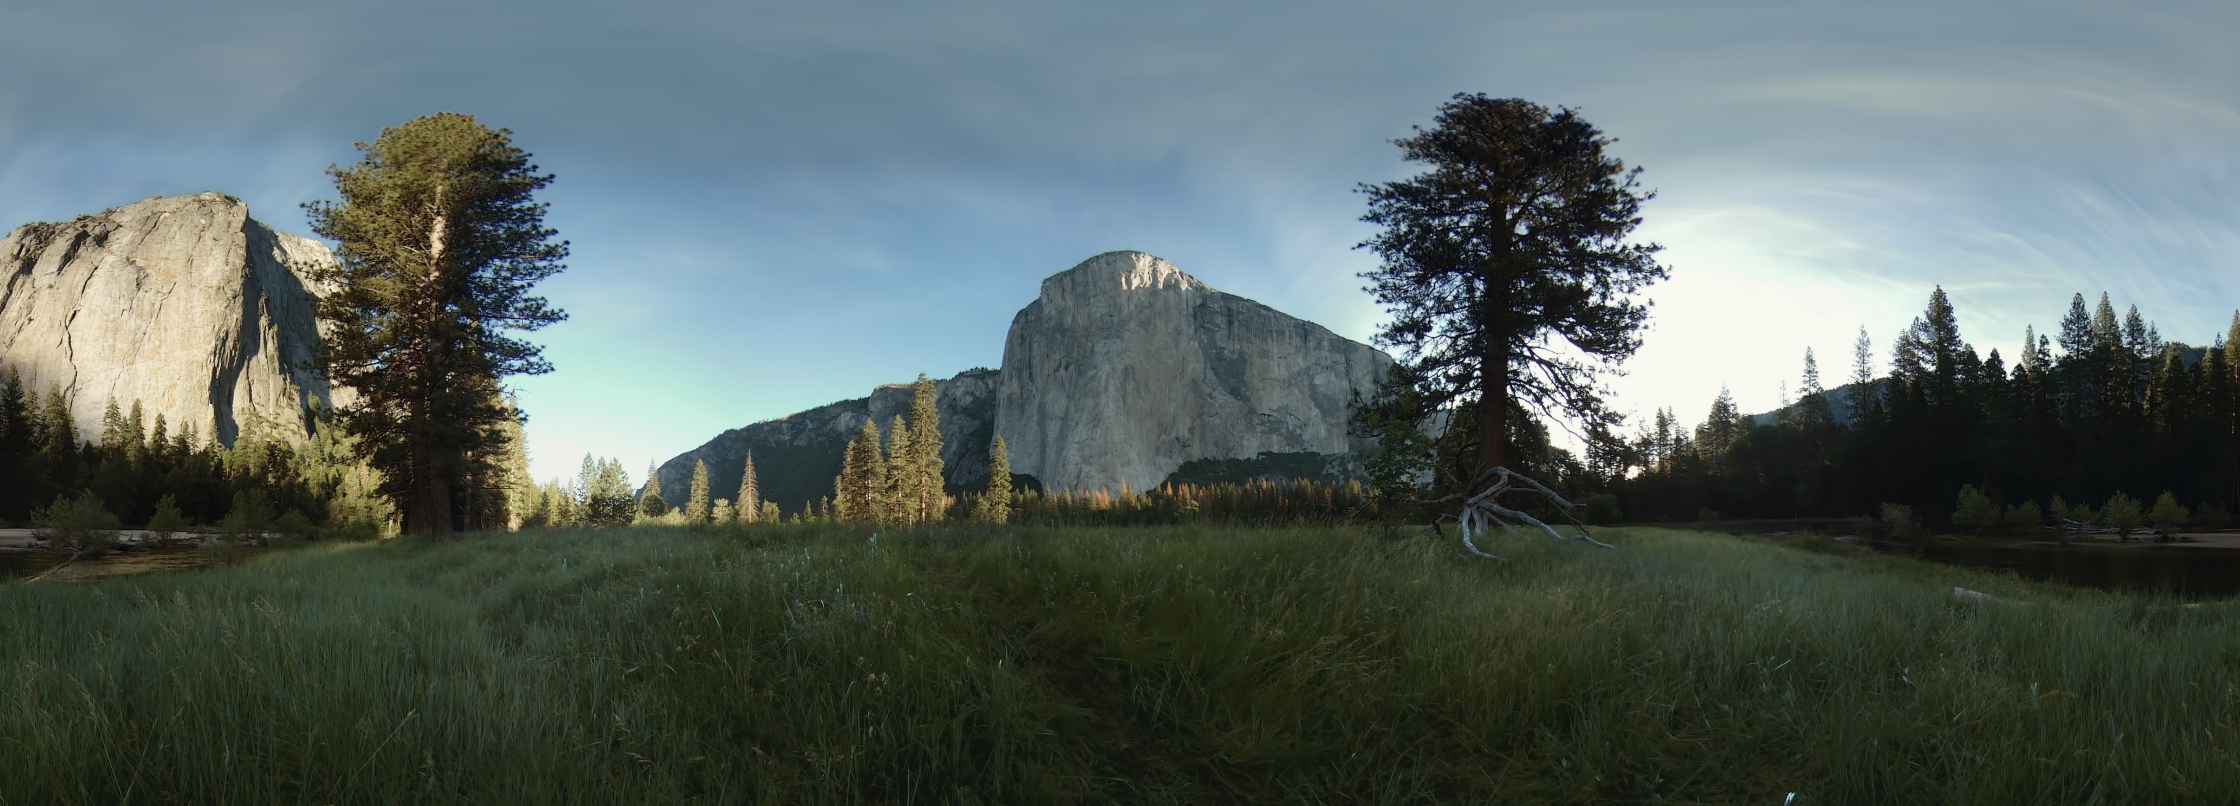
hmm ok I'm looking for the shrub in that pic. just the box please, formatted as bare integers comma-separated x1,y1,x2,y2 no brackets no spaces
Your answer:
2195,501,2231,530
2103,492,2144,538
1952,485,1998,535
2005,500,2042,533
272,510,316,540
1879,503,1917,540
2067,499,2100,526
1697,507,1721,529
145,494,191,547
219,489,278,535
35,490,122,557
2149,492,2189,529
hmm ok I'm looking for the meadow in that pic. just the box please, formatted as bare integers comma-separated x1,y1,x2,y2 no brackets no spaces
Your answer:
3,523,2237,804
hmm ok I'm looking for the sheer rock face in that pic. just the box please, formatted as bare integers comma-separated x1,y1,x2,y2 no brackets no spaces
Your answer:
655,250,1392,512
0,193,343,445
994,251,1391,493
652,369,1001,512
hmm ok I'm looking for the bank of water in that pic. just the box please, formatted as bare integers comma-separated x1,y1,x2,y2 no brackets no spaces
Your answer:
1852,535,2240,597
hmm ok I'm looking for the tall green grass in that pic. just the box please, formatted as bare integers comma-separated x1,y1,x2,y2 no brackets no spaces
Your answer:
2,525,2235,804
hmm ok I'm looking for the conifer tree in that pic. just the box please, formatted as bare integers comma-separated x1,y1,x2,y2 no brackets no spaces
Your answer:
883,416,914,525
2090,294,2120,347
2123,306,2151,360
148,414,169,465
1698,387,1741,475
1796,349,1836,433
40,385,76,474
99,398,126,456
579,456,635,526
836,419,886,524
737,452,760,523
304,112,568,537
126,400,147,466
0,372,33,519
489,397,532,530
1355,95,1667,504
2057,294,2093,359
904,375,944,523
982,436,1013,524
639,465,669,518
685,459,711,523
1849,326,1880,424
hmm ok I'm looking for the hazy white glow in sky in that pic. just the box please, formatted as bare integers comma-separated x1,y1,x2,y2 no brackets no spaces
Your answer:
3,0,2236,483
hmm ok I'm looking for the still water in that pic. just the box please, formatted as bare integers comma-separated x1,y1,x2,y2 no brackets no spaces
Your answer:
1859,538,2240,599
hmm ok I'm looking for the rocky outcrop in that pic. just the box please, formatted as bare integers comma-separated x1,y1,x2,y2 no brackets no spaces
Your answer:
657,251,1393,511
0,193,343,445
995,251,1390,492
652,369,1001,511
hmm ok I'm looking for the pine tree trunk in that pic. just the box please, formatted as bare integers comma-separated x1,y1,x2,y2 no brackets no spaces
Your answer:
1477,335,1509,488
410,439,455,539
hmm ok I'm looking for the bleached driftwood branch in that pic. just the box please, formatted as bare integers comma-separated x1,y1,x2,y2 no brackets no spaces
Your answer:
1442,466,1614,561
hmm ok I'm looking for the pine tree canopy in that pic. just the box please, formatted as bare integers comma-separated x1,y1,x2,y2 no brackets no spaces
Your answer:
303,112,567,538
686,459,711,523
638,466,670,518
737,452,759,523
1355,94,1667,492
837,419,885,524
983,435,1013,525
905,375,944,524
884,416,913,525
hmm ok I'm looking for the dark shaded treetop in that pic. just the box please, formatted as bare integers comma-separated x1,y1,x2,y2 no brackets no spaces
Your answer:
1357,94,1667,461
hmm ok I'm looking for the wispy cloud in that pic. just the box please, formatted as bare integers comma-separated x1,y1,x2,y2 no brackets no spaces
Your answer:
2,0,2234,478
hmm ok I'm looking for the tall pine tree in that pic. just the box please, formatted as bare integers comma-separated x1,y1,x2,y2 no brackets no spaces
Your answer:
685,459,711,523
304,112,568,537
904,375,944,524
836,419,886,524
1354,95,1667,501
883,416,913,524
639,465,668,518
737,452,760,524
981,436,1013,524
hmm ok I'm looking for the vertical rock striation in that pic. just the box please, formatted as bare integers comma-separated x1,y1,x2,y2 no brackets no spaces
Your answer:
0,193,343,445
995,251,1391,493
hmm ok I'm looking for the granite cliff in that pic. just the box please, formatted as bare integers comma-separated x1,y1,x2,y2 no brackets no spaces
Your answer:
657,251,1391,510
997,252,1389,492
0,193,343,445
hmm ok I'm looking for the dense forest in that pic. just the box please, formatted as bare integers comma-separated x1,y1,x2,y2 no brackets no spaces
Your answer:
1621,288,2239,529
0,371,413,535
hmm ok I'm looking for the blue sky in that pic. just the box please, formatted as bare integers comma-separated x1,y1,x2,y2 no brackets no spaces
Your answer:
4,0,2237,483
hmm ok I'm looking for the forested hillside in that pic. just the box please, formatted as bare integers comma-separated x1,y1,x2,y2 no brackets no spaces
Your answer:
1626,288,2238,526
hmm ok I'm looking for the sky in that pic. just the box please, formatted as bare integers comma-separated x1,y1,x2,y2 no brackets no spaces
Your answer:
4,0,2237,484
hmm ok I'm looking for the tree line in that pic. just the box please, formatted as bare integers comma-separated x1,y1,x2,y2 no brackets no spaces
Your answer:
1623,287,2240,530
511,450,779,529
0,371,394,536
